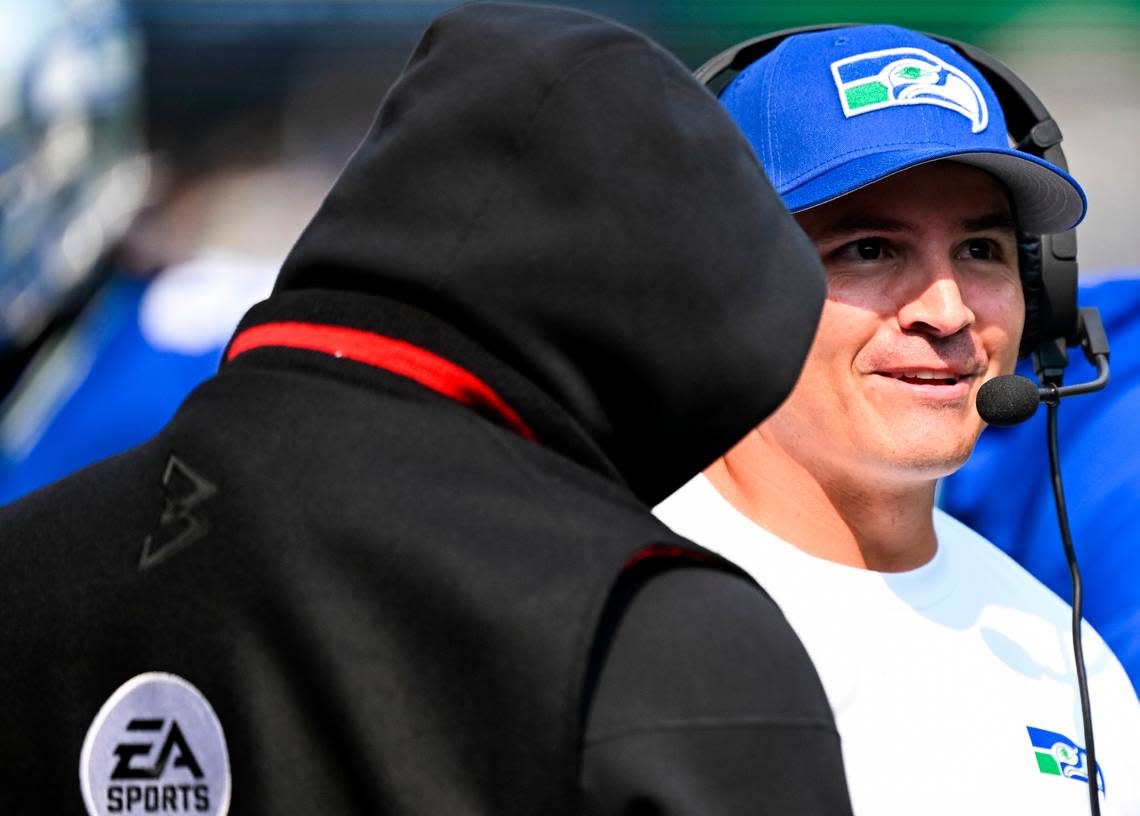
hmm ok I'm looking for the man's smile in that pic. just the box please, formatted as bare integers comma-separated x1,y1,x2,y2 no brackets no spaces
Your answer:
871,369,975,400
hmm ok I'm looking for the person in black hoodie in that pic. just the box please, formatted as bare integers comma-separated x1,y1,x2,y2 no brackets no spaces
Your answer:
0,4,852,814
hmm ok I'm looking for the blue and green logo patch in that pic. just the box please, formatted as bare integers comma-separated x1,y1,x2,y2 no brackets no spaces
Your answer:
1027,726,1105,796
830,47,988,133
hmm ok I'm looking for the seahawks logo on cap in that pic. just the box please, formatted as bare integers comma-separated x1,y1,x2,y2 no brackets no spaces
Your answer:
80,673,231,816
831,47,988,133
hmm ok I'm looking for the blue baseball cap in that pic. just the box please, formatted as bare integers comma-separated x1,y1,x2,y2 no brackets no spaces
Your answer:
720,25,1086,234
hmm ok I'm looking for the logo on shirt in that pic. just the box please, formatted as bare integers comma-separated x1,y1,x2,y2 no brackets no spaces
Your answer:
830,47,988,133
80,673,231,815
141,456,217,570
1027,726,1105,796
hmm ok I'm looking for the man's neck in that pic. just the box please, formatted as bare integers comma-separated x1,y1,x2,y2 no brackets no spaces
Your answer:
706,428,938,572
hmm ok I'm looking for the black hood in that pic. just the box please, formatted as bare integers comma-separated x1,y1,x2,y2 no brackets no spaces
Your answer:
276,2,824,505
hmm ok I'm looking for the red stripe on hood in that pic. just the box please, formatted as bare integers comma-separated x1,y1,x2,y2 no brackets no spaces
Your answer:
227,321,535,441
624,544,716,570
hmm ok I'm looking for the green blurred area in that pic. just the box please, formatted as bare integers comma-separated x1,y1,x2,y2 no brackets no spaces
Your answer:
655,0,1140,64
127,1,1140,66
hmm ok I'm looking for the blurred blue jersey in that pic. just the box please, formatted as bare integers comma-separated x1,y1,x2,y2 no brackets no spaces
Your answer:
941,275,1140,695
0,253,275,504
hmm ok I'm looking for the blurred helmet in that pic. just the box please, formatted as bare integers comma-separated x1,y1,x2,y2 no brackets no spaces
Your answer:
0,0,148,353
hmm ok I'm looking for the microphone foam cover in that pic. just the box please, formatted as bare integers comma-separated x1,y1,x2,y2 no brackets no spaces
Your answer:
976,375,1041,426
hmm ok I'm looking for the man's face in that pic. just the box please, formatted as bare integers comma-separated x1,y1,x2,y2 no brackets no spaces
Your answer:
762,161,1024,486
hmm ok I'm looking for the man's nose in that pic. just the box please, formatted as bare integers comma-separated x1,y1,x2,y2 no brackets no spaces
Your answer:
897,267,975,337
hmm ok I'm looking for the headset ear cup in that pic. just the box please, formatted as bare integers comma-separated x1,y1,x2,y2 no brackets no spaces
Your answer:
1018,235,1044,358
1040,231,1080,345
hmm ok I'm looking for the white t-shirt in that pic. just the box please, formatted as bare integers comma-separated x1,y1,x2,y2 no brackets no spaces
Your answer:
655,474,1140,815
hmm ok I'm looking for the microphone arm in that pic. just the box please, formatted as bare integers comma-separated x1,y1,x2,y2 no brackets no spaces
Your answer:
1034,306,1111,402
975,308,1110,427
1039,353,1108,402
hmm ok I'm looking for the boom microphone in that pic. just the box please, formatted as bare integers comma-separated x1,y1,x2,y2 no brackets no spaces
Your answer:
976,375,1041,426
976,307,1111,427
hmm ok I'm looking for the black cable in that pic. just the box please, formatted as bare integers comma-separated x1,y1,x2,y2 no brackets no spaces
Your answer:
1046,397,1100,815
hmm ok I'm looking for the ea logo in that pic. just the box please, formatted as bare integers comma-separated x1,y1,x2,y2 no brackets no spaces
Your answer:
80,673,231,815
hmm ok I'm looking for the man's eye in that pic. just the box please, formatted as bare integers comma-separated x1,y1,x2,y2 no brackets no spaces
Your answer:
847,238,883,260
962,238,996,261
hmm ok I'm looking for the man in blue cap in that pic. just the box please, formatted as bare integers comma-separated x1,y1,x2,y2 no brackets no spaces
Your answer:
657,24,1140,814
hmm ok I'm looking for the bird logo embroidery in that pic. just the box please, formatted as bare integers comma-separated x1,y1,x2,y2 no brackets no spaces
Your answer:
831,47,988,133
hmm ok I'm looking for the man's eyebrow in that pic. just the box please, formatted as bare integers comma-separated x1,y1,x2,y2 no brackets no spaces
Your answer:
811,215,910,239
962,211,1017,233
811,211,1017,240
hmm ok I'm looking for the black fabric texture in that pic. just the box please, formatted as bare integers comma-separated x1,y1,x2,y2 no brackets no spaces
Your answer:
583,566,851,815
277,2,824,506
586,565,834,734
0,3,848,814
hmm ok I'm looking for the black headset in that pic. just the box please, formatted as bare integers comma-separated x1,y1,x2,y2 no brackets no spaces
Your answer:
695,24,1079,362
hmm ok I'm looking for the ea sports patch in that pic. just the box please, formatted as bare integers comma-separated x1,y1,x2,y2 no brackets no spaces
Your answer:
830,47,988,133
80,673,231,816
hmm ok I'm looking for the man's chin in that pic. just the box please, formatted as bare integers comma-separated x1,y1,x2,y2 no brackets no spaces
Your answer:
873,423,980,482
899,451,973,480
